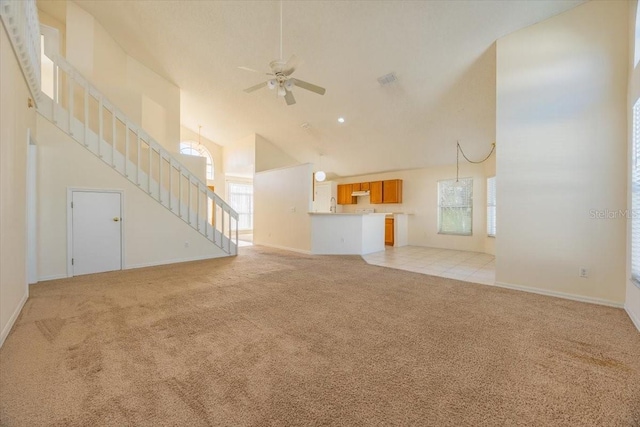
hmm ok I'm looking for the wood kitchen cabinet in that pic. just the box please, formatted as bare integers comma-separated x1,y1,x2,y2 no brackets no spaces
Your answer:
383,179,403,204
385,217,394,246
337,184,356,205
352,182,361,191
361,182,370,191
369,181,383,204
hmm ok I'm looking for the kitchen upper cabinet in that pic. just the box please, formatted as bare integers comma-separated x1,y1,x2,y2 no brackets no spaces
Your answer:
361,182,370,191
370,181,383,204
337,184,356,205
352,182,361,192
385,217,394,246
383,179,403,204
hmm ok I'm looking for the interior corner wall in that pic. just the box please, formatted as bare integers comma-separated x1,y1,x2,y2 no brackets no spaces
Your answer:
254,163,313,253
0,22,37,345
36,116,228,280
255,134,299,173
626,0,640,330
64,2,180,151
496,1,628,305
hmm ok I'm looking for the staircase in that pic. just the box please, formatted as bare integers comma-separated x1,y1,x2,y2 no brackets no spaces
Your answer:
37,54,239,256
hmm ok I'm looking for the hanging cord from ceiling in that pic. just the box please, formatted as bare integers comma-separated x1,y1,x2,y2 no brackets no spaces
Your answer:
456,140,496,182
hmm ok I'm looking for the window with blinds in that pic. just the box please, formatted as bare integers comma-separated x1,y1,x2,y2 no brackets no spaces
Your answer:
632,101,640,284
228,182,253,231
438,178,473,235
487,176,496,237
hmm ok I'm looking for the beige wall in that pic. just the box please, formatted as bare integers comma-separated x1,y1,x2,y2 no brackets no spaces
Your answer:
337,160,495,254
224,134,255,182
254,164,313,253
496,1,628,305
255,134,299,173
64,2,180,151
627,1,640,330
36,116,228,280
0,23,37,345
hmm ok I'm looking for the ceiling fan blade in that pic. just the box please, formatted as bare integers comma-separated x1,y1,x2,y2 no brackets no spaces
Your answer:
282,54,301,76
244,81,268,93
284,90,296,106
292,79,326,95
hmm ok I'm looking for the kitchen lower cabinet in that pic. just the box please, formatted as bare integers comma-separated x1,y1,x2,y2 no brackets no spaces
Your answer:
385,217,394,246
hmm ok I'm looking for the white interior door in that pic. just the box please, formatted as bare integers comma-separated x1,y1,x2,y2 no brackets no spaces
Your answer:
71,191,122,276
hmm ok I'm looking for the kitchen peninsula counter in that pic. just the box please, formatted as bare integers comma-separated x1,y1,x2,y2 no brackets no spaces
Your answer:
308,212,386,255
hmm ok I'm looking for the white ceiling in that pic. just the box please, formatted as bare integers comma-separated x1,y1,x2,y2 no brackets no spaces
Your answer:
69,0,583,177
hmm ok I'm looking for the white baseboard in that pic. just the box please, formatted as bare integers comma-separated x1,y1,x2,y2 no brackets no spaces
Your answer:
0,290,29,348
125,253,228,270
625,305,640,333
493,281,624,308
254,242,311,255
38,274,69,282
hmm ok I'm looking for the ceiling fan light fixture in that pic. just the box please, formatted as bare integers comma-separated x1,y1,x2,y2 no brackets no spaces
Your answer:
277,86,286,97
284,80,294,91
267,79,276,90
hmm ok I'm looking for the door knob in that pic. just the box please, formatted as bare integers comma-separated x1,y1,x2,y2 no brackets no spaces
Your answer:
113,217,120,222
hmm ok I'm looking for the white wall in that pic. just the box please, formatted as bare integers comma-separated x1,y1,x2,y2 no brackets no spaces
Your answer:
496,1,628,306
36,116,228,280
64,2,180,151
224,134,255,182
0,22,37,345
337,161,495,254
627,0,640,330
254,163,313,253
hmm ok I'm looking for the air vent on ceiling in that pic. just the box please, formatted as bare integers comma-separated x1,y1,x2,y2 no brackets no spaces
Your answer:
377,72,398,86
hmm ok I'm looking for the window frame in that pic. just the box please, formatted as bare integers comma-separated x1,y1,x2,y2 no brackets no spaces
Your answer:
437,177,473,236
226,180,254,232
179,141,214,181
487,176,496,237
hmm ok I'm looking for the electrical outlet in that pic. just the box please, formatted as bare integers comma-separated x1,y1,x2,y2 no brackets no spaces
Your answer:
184,241,189,248
579,267,588,278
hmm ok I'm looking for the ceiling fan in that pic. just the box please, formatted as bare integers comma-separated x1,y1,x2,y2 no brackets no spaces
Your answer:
241,2,326,106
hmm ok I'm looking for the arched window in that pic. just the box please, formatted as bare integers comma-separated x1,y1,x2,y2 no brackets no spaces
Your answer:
180,141,214,180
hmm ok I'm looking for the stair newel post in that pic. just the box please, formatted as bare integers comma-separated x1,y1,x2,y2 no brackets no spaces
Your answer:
98,97,103,158
83,83,89,147
136,133,141,186
68,73,74,136
111,109,116,168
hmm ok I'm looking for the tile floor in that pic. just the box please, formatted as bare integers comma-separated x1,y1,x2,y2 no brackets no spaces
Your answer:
362,246,495,285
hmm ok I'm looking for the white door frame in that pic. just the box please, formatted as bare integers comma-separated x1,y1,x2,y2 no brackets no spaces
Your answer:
66,188,124,277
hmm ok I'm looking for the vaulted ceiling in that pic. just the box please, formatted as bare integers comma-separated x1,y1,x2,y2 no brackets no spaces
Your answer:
62,0,583,177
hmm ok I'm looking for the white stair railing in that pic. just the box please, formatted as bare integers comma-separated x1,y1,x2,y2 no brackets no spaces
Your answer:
0,0,41,105
38,53,239,255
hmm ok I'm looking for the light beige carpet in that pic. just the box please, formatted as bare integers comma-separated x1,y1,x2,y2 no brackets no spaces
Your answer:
1,246,639,426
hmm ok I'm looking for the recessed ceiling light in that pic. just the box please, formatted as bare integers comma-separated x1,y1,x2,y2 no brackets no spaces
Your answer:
338,117,345,123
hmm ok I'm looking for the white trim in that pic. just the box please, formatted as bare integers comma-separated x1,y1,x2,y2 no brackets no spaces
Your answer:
67,188,125,277
125,253,225,270
255,242,311,255
0,290,28,348
625,305,640,333
492,281,624,308
37,274,69,282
